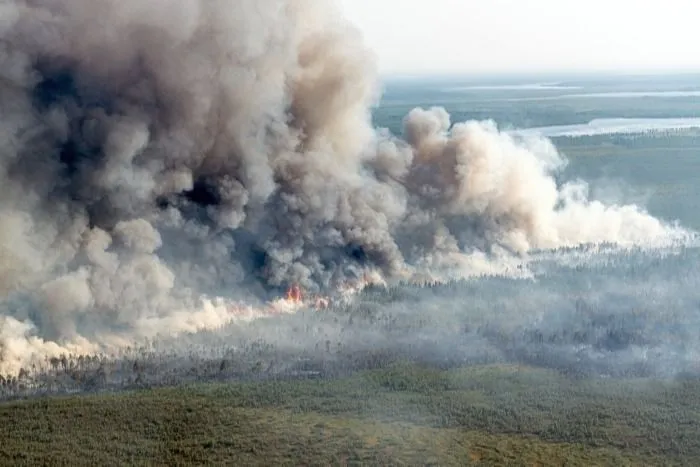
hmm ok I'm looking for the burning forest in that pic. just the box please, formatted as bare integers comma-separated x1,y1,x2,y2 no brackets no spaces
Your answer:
0,0,695,381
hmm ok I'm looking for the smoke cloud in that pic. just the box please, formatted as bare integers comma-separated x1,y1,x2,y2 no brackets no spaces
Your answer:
0,0,693,374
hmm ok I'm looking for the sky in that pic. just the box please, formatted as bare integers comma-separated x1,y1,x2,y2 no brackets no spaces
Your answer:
338,0,700,76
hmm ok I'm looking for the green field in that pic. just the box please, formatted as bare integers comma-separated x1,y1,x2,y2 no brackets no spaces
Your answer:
2,363,699,466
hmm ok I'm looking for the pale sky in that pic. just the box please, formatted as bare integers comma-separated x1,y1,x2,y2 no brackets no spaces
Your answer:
338,0,700,75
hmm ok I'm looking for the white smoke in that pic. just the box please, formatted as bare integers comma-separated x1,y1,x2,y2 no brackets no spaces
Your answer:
0,0,693,374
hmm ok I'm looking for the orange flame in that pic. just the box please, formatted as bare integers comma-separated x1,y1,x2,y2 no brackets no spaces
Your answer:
285,284,302,303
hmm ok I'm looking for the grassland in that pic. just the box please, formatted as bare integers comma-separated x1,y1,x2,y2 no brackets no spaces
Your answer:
2,362,699,465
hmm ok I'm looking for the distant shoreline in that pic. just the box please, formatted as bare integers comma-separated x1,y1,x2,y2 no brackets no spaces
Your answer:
380,70,700,83
512,118,700,138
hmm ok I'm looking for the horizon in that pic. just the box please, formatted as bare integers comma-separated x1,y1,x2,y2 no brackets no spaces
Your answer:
378,69,700,81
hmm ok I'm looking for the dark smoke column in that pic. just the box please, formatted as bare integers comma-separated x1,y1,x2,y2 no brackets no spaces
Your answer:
0,0,407,301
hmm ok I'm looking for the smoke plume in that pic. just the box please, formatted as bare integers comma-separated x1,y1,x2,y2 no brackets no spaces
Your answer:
0,0,692,373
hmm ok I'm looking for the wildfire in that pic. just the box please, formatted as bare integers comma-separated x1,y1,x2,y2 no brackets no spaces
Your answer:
284,284,330,309
231,272,388,318
225,272,391,320
285,284,303,303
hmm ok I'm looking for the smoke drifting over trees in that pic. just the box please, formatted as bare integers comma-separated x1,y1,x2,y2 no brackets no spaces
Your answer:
0,0,693,374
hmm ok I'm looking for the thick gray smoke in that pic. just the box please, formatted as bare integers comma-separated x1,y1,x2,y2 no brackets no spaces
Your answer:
0,0,692,373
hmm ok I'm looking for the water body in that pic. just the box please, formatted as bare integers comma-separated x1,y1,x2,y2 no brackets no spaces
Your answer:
442,83,582,92
507,91,700,101
512,118,700,138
